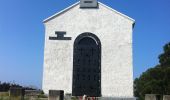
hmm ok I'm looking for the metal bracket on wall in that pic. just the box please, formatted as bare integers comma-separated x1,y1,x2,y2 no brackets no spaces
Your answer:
49,31,71,40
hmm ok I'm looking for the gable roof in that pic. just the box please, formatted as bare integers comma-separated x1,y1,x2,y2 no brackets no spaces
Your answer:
43,1,135,23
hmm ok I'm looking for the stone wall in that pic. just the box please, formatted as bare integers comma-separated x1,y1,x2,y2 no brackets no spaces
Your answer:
163,95,170,100
43,2,134,97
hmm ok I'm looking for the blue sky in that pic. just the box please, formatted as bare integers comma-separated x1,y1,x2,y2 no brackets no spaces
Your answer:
0,0,170,89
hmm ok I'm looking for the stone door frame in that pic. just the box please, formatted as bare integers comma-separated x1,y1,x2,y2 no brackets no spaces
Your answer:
72,32,101,97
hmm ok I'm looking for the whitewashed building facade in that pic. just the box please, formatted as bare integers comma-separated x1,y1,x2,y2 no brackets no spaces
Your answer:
43,0,135,98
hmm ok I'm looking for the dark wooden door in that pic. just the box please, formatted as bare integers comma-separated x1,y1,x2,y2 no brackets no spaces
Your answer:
73,36,101,97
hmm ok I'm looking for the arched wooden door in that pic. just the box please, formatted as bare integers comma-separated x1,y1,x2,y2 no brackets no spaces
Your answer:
72,33,101,97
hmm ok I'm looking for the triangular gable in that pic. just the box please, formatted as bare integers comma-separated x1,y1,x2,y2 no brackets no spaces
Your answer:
43,1,135,23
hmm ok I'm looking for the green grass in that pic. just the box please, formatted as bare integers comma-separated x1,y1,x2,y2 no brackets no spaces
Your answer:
0,92,48,100
0,96,9,100
0,92,9,100
0,92,8,97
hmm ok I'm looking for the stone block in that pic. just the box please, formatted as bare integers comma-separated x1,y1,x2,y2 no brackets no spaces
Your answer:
80,0,98,8
9,87,25,100
48,90,64,100
163,95,170,100
145,94,162,100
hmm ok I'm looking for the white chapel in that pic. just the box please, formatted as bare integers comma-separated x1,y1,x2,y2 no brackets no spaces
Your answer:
43,0,135,98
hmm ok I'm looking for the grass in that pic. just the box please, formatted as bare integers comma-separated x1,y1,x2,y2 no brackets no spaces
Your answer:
0,92,48,100
0,92,8,97
0,97,9,100
0,92,9,100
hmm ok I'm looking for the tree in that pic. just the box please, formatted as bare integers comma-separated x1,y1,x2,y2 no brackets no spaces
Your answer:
159,42,170,67
134,42,170,100
0,81,36,92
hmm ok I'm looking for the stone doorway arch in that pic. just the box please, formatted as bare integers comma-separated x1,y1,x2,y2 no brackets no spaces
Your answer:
72,32,101,97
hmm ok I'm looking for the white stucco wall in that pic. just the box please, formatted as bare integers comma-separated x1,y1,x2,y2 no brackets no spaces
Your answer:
43,2,134,97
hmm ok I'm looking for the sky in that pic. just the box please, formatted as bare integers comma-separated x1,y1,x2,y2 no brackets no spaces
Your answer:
0,0,170,89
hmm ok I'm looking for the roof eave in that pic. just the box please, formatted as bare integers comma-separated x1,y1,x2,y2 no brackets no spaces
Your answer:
99,2,135,23
43,1,135,24
43,2,80,23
